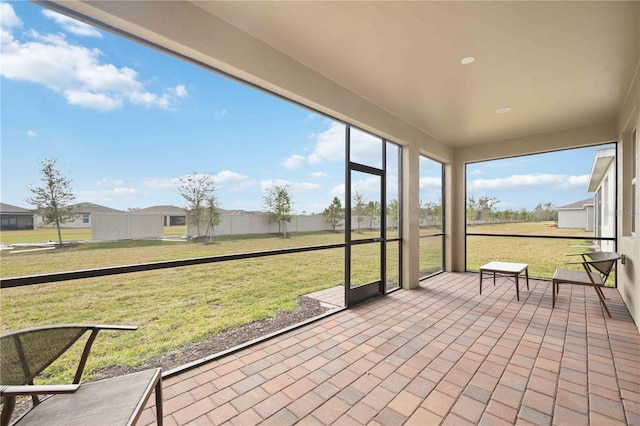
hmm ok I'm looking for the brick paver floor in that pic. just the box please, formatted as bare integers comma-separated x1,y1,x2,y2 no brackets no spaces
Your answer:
140,272,640,425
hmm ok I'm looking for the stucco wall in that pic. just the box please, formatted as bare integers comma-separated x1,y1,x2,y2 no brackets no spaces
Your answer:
617,62,640,331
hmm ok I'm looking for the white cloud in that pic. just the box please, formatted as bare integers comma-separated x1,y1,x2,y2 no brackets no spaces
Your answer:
420,176,442,188
468,174,589,191
77,187,138,204
1,2,21,30
113,187,137,195
350,127,383,168
27,130,38,137
211,170,253,192
307,122,383,167
1,7,186,111
260,179,320,194
213,170,248,184
96,178,124,186
310,171,328,178
331,183,345,196
143,177,179,189
42,9,102,38
282,154,305,170
352,175,381,199
308,122,346,164
174,84,188,98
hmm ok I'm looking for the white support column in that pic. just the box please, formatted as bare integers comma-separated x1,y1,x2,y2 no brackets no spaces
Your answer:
448,157,466,272
402,145,421,289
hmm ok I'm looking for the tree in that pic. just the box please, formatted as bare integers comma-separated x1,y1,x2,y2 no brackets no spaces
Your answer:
352,190,366,233
533,202,557,222
477,196,499,222
26,158,76,245
204,194,222,241
388,198,399,229
178,173,216,237
263,184,293,237
322,197,344,231
466,196,478,224
363,200,380,229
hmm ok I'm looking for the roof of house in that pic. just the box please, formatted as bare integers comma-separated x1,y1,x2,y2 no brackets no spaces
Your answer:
70,202,122,214
587,147,616,192
136,205,186,215
0,203,34,213
558,198,594,210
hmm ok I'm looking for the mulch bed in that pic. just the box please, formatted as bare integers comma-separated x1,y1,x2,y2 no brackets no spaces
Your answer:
93,295,329,379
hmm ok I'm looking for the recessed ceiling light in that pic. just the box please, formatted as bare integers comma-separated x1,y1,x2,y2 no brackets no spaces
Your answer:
496,107,511,114
460,56,475,65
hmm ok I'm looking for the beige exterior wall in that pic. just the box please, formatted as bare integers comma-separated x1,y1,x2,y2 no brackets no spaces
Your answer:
617,63,640,331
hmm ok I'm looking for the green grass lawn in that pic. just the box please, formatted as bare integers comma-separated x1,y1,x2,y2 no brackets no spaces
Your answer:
1,247,346,383
1,222,605,384
466,222,603,280
0,226,186,245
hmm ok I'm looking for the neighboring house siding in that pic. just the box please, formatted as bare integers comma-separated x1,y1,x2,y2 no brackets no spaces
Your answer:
588,148,616,252
135,206,186,227
595,165,616,252
556,198,594,231
557,209,586,229
585,205,594,232
37,202,122,229
0,203,37,230
1,214,36,230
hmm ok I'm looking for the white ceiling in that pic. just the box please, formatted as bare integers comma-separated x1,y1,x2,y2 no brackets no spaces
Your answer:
193,1,639,147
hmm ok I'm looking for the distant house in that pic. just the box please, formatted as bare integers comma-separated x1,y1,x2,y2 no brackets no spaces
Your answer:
37,202,122,229
557,198,594,231
0,203,37,230
136,205,186,226
588,147,616,251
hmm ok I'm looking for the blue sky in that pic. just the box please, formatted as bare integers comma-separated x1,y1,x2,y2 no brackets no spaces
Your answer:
465,146,612,211
1,1,611,215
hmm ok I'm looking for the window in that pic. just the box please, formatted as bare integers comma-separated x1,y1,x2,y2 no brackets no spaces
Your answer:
1,216,18,227
82,214,90,224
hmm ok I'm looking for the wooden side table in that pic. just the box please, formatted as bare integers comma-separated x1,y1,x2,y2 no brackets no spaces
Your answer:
479,261,529,301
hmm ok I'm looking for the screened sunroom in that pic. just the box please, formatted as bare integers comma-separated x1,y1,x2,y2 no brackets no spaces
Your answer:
1,1,639,425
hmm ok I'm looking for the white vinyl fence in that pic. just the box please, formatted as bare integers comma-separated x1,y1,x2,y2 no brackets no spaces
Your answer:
187,214,332,237
91,213,163,241
90,212,402,241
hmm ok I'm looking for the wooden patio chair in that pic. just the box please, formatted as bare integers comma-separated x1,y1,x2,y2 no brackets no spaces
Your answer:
552,251,620,317
0,324,162,426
